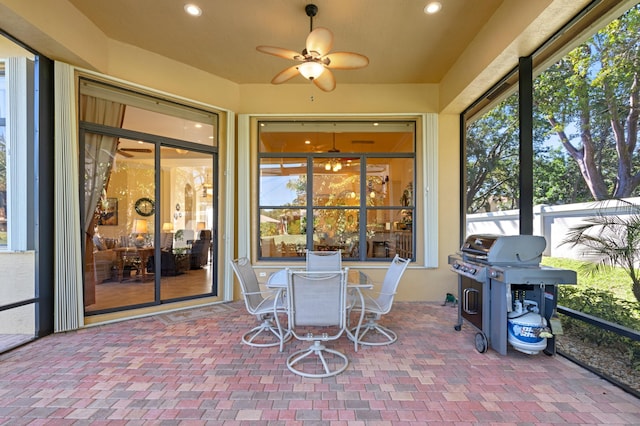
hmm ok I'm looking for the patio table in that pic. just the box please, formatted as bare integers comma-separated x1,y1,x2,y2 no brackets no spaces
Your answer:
266,267,373,351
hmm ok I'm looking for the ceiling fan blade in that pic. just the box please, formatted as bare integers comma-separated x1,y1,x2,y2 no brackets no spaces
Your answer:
306,27,333,57
313,68,336,92
120,148,152,153
256,45,302,61
117,150,133,158
325,52,369,69
272,65,301,84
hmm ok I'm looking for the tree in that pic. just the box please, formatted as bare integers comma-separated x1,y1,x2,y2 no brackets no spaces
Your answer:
534,5,640,200
533,147,591,205
465,95,520,213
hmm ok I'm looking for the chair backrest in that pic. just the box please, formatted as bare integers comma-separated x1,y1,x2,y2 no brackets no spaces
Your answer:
306,250,342,271
160,232,173,251
375,255,410,313
230,257,264,313
287,269,347,333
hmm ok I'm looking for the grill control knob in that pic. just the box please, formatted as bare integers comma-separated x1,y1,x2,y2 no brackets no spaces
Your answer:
453,263,460,269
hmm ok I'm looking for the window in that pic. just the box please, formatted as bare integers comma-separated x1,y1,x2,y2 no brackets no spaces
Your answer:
258,120,415,261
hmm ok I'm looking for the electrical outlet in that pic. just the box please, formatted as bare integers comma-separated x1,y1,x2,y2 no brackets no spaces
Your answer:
259,272,266,277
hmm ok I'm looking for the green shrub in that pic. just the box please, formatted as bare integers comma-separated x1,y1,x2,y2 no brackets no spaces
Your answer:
547,259,640,369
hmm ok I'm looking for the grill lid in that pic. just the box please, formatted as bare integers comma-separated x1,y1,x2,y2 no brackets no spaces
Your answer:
461,234,547,266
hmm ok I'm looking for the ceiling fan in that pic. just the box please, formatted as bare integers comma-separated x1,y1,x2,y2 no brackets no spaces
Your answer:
116,141,152,158
256,4,369,92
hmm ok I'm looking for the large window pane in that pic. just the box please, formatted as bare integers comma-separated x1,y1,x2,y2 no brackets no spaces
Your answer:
159,148,215,300
465,93,520,235
258,120,415,261
80,79,218,147
260,158,306,206
85,137,156,312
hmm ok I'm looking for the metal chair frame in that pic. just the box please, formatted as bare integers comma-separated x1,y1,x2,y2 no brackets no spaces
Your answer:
230,257,290,351
349,255,410,346
286,269,349,378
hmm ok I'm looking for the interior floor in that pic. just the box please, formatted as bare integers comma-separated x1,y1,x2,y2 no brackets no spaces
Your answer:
86,264,214,312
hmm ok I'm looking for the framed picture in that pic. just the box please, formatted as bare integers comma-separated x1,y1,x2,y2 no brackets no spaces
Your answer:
97,197,118,226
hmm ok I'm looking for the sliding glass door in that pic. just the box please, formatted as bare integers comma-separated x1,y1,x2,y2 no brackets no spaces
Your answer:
80,78,218,315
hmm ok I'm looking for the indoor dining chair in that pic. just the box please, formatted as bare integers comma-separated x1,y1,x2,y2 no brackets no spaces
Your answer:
305,249,342,271
286,268,349,378
349,254,410,346
230,257,290,351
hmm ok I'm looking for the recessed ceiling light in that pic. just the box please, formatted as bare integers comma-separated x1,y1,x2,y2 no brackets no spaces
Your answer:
424,2,442,14
184,4,202,17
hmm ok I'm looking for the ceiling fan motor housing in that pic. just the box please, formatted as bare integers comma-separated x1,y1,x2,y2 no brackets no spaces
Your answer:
305,4,318,18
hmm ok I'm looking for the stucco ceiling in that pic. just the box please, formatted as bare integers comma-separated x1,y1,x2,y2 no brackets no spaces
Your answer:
65,0,504,85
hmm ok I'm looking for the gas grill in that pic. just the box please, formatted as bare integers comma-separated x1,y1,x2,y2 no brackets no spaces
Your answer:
448,234,576,355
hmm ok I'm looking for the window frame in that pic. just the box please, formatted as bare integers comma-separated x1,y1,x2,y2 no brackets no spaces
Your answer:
239,113,439,268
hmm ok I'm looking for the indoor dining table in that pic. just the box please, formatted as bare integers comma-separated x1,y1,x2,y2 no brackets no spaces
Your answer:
266,267,373,350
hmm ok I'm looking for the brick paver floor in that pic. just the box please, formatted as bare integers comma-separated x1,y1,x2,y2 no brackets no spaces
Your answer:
0,301,638,424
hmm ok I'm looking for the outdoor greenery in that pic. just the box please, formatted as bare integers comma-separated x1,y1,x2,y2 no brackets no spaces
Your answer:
560,200,640,302
542,257,640,369
466,4,640,213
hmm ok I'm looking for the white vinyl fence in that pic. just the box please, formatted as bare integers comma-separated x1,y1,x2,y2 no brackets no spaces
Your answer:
466,197,640,260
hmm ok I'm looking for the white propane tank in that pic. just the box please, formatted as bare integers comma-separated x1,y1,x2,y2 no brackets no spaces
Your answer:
507,300,548,355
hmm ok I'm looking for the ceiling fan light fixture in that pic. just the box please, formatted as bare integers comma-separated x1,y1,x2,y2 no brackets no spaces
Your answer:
424,2,442,14
298,61,325,80
184,4,202,16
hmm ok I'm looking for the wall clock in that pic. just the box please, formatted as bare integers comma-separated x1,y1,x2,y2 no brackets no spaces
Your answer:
135,197,155,217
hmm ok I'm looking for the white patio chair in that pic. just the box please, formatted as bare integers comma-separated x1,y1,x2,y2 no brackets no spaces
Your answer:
306,250,342,271
349,254,410,346
230,257,290,351
286,268,349,378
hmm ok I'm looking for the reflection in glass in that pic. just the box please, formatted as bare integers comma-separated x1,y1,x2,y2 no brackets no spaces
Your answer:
260,158,306,206
260,208,307,258
313,159,360,207
313,209,360,257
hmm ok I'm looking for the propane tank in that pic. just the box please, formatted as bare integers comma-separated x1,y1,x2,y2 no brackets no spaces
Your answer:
507,300,551,355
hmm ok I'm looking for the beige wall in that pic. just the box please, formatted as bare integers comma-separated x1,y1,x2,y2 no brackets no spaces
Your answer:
0,0,589,304
0,0,461,303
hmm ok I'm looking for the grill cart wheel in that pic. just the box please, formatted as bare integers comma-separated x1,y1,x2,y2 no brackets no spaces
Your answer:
475,332,488,353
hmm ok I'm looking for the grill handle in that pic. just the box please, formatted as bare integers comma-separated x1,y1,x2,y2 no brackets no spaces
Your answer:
463,287,479,315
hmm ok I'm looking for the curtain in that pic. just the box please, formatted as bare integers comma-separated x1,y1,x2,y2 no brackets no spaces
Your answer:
80,95,124,233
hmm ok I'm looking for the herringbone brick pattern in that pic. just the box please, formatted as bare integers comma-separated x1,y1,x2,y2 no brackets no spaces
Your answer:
0,301,638,424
